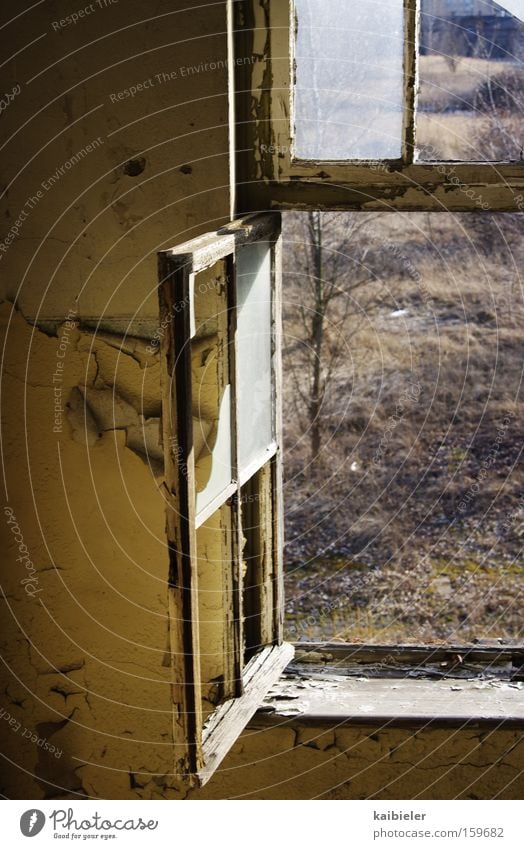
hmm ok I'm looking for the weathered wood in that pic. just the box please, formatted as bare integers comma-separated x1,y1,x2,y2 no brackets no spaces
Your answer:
242,174,524,213
159,256,204,779
236,0,524,213
259,462,276,648
271,233,285,645
162,213,281,274
290,662,516,681
242,463,275,656
252,674,524,728
293,642,524,665
226,251,244,700
402,0,418,165
159,213,286,785
199,642,295,784
264,161,524,185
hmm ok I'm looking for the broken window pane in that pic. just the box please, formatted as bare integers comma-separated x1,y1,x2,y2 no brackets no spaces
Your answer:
294,0,405,160
416,0,524,161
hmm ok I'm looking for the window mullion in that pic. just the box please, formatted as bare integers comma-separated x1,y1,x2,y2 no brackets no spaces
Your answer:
402,0,419,165
225,253,245,699
271,234,285,644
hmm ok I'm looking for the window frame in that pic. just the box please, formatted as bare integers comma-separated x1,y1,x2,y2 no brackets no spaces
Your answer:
234,0,524,213
159,213,293,786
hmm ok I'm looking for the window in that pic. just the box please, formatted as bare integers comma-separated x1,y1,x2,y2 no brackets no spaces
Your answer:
417,0,524,161
293,0,406,160
234,0,524,212
159,214,292,785
159,0,524,786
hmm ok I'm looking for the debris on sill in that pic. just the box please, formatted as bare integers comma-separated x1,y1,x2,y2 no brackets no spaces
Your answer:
256,671,524,726
291,642,524,682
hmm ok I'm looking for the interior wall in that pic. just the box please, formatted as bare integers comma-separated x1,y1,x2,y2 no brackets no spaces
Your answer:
194,723,523,800
0,0,231,799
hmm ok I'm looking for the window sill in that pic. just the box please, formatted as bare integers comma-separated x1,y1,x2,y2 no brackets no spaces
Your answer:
250,640,524,729
251,673,524,729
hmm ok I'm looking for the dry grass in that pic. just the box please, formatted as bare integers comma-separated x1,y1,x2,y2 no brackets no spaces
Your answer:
418,55,512,111
282,212,524,644
417,55,524,160
417,111,523,160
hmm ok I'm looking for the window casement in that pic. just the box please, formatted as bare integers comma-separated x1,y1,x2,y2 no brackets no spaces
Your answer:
159,213,293,786
234,0,524,212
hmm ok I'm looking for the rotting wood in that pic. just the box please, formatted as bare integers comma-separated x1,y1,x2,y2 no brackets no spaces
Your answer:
159,257,204,780
242,176,524,213
226,253,245,700
271,232,285,644
293,642,524,668
163,213,281,275
198,641,294,785
242,464,275,657
159,213,288,786
402,0,418,165
259,463,276,648
208,254,241,704
236,0,524,213
289,663,516,681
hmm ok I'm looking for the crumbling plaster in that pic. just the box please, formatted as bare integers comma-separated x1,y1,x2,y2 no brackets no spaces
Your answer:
1,0,230,799
191,724,523,800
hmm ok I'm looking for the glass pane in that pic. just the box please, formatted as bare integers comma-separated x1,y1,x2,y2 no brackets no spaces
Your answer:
417,0,524,161
236,243,274,476
192,260,234,517
294,0,405,160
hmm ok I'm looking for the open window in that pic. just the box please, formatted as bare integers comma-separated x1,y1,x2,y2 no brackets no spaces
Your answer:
158,0,524,788
234,0,524,212
159,213,293,786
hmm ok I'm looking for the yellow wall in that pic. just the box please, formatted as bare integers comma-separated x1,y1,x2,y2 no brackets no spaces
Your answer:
0,0,231,324
0,0,230,799
195,724,523,800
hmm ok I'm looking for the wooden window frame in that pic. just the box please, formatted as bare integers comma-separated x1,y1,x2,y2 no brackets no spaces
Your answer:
234,0,524,212
159,213,293,786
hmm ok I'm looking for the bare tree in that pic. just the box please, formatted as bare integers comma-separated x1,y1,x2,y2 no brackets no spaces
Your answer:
283,211,387,464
